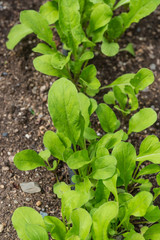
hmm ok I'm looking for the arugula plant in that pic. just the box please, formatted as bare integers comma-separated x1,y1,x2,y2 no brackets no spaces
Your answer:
6,0,160,95
12,78,160,239
102,68,154,115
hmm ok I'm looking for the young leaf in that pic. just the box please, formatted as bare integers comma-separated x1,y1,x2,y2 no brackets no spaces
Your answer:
112,142,136,189
12,207,45,240
128,108,157,135
137,164,160,178
92,202,118,240
103,91,115,105
114,0,130,10
88,98,98,115
156,173,160,185
39,149,51,162
54,182,71,198
6,24,33,50
88,3,112,34
144,223,160,240
124,85,138,111
124,230,145,240
66,208,92,240
14,150,46,171
78,93,91,127
103,173,118,201
84,127,99,140
107,16,123,40
144,205,160,223
96,103,120,133
67,150,91,169
104,73,135,89
44,216,66,240
113,86,127,110
101,38,119,57
25,224,49,240
32,43,55,55
90,155,117,180
137,143,160,163
20,10,55,47
122,0,160,30
39,1,59,25
48,78,83,145
130,68,154,93
80,65,100,90
43,131,65,160
120,43,135,56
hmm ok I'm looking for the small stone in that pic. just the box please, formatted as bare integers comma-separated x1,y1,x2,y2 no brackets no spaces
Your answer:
150,63,156,70
40,85,47,93
2,132,8,137
2,166,9,171
25,134,31,139
20,182,41,193
26,198,31,202
0,185,4,189
2,72,8,76
9,155,14,163
40,211,48,218
142,87,149,92
0,224,4,233
32,86,37,95
137,27,141,32
151,105,155,110
14,200,18,204
36,201,42,207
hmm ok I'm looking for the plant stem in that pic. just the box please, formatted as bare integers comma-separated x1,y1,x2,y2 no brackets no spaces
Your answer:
132,162,142,179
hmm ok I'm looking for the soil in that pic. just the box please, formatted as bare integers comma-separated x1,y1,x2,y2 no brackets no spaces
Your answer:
0,0,160,239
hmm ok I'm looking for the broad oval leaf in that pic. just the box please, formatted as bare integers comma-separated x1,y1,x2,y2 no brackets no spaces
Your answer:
101,39,119,57
14,149,46,171
39,1,59,25
137,164,160,178
67,150,91,169
92,202,118,240
25,224,48,240
44,216,66,240
144,205,160,223
43,131,65,160
12,207,45,240
54,182,71,198
48,78,83,145
144,223,160,240
80,64,100,90
96,103,120,133
128,108,157,135
112,142,136,189
66,208,92,240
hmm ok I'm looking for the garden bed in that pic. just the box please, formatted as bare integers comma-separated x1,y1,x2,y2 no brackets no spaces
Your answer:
0,0,160,239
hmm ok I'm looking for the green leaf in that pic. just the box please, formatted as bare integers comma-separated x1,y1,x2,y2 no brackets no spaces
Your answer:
39,149,51,162
137,164,160,178
78,93,91,127
130,68,154,93
128,108,157,135
80,65,100,90
79,51,94,61
96,103,120,133
153,188,160,200
66,208,92,240
20,10,55,47
95,180,110,203
127,191,153,217
113,86,127,110
39,1,59,25
157,173,160,185
54,182,71,198
137,137,160,163
88,3,112,33
89,98,98,115
124,85,138,111
44,216,66,240
25,224,48,240
114,0,130,10
144,224,160,240
101,39,119,57
103,173,118,201
59,0,86,51
122,0,160,30
107,16,123,40
92,202,118,240
6,24,33,50
32,43,55,55
144,205,160,223
51,51,71,70
33,55,66,77
105,73,135,89
12,207,45,240
90,155,117,180
84,127,99,140
14,150,46,171
48,78,83,145
43,131,65,160
120,43,135,56
103,91,115,105
124,230,145,240
112,142,136,189
67,150,91,169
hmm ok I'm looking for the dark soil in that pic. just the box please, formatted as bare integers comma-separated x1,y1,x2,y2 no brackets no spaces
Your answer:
0,0,160,239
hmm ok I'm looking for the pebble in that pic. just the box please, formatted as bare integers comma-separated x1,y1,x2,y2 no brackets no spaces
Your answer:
2,132,8,137
2,72,8,76
40,85,47,93
2,166,9,171
40,211,48,218
26,198,31,202
36,201,42,207
25,134,31,139
0,224,4,233
142,87,149,92
14,200,18,204
137,27,141,32
20,182,41,193
150,63,156,70
32,86,37,95
0,185,4,189
9,155,14,163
